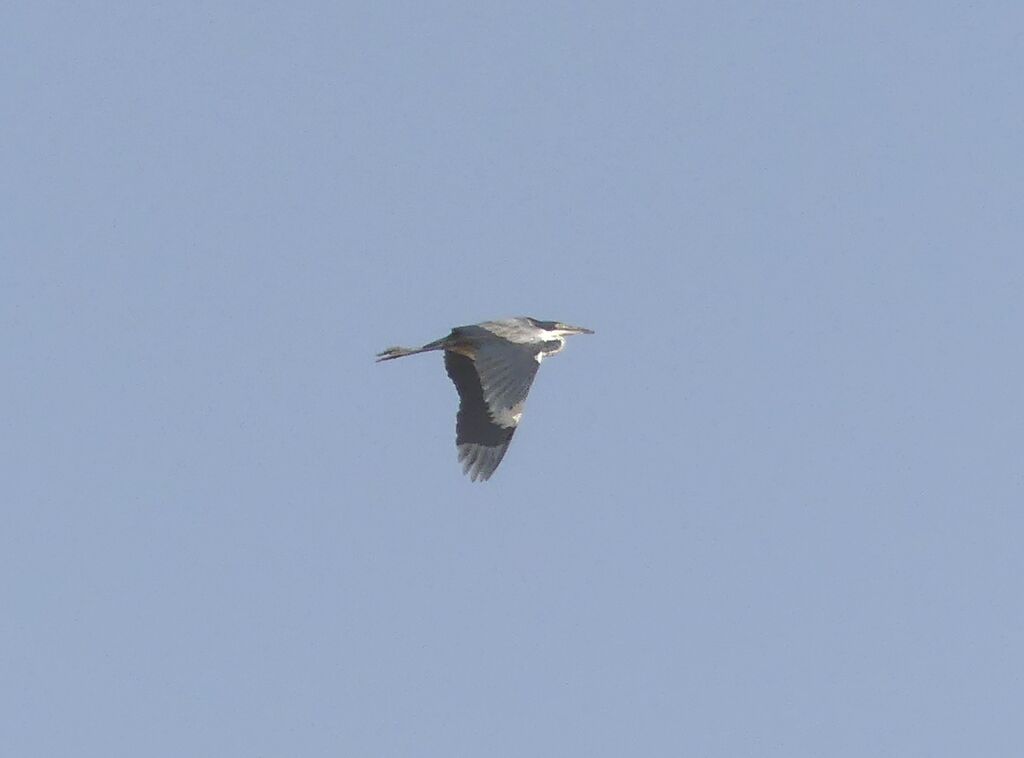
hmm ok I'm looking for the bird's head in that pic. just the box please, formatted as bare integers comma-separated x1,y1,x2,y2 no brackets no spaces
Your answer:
527,318,595,338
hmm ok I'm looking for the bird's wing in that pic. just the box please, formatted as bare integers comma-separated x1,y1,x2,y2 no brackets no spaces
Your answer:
444,348,538,481
471,341,541,427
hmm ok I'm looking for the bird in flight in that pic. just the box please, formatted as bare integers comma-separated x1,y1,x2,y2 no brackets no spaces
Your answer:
377,317,593,481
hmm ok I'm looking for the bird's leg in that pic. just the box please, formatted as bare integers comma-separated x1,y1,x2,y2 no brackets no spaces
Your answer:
375,337,450,362
375,346,434,361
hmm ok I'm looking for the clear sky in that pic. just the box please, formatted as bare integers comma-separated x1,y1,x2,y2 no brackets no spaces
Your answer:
4,2,1023,756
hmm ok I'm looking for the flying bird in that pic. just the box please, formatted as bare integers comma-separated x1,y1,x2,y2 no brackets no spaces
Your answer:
376,317,593,481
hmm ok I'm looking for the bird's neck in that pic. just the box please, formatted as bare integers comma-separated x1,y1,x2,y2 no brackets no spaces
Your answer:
537,337,566,360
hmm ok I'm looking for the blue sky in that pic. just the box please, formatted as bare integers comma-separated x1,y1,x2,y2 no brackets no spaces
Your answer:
4,2,1023,755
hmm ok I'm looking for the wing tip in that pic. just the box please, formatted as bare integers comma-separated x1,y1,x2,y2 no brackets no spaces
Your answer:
457,443,507,482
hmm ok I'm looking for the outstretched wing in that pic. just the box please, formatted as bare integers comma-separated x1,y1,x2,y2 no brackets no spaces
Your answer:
471,341,541,427
444,348,539,481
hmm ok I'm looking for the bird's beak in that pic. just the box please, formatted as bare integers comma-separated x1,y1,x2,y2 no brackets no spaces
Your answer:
562,324,594,335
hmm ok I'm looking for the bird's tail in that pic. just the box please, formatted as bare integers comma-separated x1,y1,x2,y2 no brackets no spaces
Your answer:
375,338,448,362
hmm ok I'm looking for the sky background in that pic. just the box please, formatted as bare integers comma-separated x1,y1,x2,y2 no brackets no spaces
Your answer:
3,2,1023,756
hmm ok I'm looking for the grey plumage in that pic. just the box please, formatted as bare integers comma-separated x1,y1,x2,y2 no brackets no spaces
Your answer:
377,317,593,481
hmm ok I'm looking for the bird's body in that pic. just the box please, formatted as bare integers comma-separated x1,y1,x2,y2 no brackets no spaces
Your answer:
377,317,593,481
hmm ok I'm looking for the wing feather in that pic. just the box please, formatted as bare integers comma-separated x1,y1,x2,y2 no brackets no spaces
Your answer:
472,342,540,428
446,350,540,479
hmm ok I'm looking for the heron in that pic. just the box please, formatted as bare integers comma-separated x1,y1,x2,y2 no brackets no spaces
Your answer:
376,317,594,481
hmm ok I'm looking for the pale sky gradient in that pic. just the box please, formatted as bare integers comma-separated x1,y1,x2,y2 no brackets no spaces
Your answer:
3,3,1023,756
